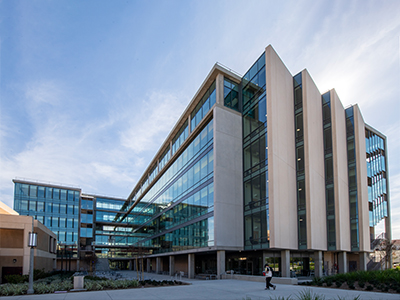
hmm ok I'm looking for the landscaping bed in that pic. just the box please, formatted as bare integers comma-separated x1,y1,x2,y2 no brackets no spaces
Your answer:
299,268,400,294
0,270,187,296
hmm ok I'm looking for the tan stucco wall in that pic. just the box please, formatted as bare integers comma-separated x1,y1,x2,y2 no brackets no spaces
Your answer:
353,105,370,252
266,45,297,249
0,229,24,248
302,70,327,251
213,104,244,248
0,214,56,279
330,90,351,251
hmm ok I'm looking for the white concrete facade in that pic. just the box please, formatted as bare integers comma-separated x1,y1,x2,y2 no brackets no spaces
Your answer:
302,70,327,251
213,105,244,249
353,105,370,253
266,45,298,250
330,89,351,252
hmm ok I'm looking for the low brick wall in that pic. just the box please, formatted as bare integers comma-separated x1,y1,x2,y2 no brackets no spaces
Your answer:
220,274,298,285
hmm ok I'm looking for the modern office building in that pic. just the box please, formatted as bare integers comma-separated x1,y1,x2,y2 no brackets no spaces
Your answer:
12,179,144,271
13,45,390,278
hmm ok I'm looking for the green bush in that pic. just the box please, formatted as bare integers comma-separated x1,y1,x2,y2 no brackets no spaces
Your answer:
4,274,28,284
84,280,105,291
383,286,389,292
33,268,47,280
318,269,399,293
357,280,365,288
84,279,138,291
312,277,323,286
366,285,373,291
335,280,343,288
0,283,28,296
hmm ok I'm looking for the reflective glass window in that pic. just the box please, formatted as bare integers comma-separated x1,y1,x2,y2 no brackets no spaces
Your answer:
29,186,37,197
38,187,45,198
53,189,60,199
46,187,53,199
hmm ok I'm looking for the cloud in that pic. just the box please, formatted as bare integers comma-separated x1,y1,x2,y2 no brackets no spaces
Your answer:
25,80,63,106
0,77,190,210
120,90,187,154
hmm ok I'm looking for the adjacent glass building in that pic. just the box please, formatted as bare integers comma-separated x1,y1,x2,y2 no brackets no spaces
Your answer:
13,45,391,277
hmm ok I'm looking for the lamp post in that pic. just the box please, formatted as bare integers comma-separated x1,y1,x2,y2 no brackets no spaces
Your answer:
27,217,37,294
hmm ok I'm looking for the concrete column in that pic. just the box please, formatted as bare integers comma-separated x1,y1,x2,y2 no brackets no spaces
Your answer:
338,252,347,273
147,259,151,273
359,252,367,271
281,250,290,277
169,256,175,276
156,257,161,274
129,259,133,270
133,259,137,271
188,254,195,279
216,73,224,105
314,251,323,277
217,251,225,279
262,252,268,267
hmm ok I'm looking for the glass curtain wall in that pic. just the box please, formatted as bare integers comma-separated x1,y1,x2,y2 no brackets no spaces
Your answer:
294,73,307,249
80,197,93,247
365,129,388,228
128,119,214,253
13,182,80,247
345,106,359,251
224,78,239,112
322,92,336,250
190,81,216,132
94,197,144,246
242,52,268,250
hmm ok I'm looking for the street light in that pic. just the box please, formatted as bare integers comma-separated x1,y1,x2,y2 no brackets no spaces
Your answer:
27,217,37,294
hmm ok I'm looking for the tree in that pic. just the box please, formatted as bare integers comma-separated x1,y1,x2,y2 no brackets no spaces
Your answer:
377,239,395,269
83,252,98,273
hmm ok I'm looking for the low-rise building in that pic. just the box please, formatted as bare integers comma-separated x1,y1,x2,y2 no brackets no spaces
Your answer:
0,201,57,283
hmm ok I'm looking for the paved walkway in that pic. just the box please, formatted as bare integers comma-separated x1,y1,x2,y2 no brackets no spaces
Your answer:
1,271,398,300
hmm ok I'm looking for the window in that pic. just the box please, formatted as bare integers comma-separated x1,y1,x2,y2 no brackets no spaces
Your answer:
29,186,37,197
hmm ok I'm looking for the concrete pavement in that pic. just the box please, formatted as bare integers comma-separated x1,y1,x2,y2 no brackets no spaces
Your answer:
1,272,398,300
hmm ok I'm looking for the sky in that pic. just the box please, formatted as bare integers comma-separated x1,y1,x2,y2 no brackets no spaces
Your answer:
0,0,399,239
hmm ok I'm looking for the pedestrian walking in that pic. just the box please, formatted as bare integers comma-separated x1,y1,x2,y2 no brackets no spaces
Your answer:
264,264,276,290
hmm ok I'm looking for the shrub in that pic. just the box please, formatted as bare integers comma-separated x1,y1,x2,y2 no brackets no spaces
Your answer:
84,280,105,291
366,285,373,291
323,276,333,287
34,282,54,294
335,280,343,288
383,286,389,292
0,283,28,296
357,280,365,288
4,274,28,284
368,278,378,286
312,277,323,286
33,268,47,280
